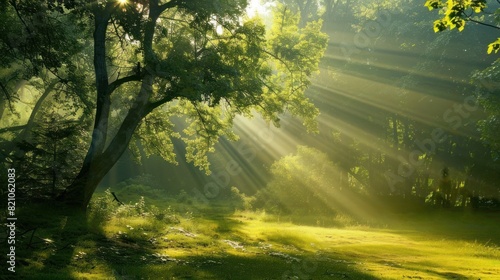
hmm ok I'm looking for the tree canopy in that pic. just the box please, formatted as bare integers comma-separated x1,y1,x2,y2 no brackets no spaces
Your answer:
0,0,328,209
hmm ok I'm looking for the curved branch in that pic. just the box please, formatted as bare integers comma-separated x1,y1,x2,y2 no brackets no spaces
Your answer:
461,11,500,30
158,0,182,14
147,94,176,111
466,17,500,30
19,80,59,140
0,81,14,113
0,125,26,134
108,73,143,94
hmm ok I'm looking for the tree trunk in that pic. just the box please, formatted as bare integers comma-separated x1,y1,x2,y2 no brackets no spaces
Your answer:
60,2,172,210
58,5,114,210
62,72,158,210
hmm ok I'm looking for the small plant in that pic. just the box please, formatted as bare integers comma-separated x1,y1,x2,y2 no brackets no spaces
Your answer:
176,189,193,204
229,186,255,211
87,189,119,229
149,205,180,224
135,196,147,216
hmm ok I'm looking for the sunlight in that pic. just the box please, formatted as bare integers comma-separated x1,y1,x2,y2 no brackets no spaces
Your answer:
5,0,500,278
246,0,273,18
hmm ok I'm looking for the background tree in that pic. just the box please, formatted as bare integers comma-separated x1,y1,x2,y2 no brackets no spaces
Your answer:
424,0,500,54
0,0,328,210
255,146,340,214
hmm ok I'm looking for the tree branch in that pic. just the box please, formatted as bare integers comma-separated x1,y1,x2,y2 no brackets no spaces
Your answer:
0,81,15,113
111,191,124,205
108,73,143,94
461,11,500,30
158,0,182,14
147,94,176,112
467,17,500,30
0,125,27,134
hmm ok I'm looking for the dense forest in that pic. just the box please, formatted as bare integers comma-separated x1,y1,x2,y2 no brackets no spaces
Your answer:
1,0,499,279
2,0,499,211
102,0,500,210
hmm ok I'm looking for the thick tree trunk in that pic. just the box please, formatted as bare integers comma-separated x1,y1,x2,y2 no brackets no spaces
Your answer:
60,2,172,210
62,74,157,210
59,7,112,211
77,7,112,177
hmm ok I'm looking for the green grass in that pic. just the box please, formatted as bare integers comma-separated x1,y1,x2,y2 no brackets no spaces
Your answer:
7,198,500,280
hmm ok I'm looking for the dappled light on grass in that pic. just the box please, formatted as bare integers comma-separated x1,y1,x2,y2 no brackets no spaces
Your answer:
11,197,500,279
2,1,500,279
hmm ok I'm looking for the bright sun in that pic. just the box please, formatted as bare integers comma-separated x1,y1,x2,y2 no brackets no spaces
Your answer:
118,0,127,5
246,0,273,18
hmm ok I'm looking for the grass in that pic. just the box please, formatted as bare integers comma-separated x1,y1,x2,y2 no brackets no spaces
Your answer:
5,195,500,280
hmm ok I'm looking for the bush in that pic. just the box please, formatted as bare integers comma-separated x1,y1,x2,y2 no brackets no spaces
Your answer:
87,189,120,229
254,146,341,215
89,190,180,231
176,189,193,204
229,186,255,211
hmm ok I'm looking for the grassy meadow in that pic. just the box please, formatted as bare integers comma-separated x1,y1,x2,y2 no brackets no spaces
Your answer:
6,188,500,280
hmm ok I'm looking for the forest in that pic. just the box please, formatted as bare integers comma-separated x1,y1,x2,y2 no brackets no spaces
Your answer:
1,0,500,279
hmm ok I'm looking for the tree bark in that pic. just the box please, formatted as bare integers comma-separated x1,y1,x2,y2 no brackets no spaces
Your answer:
78,6,112,175
62,73,159,210
59,4,115,210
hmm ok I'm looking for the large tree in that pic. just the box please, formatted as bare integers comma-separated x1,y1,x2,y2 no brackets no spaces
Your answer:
0,0,327,210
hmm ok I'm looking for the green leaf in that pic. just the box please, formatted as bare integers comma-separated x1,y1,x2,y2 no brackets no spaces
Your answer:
433,20,447,32
470,0,487,13
487,38,500,54
425,0,443,11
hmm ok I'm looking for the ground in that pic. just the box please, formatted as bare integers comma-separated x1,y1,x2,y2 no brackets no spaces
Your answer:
5,192,500,280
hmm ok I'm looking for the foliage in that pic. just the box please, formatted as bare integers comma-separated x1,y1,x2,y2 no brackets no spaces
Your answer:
425,0,486,31
255,146,341,215
488,37,500,54
87,189,120,228
175,189,194,204
88,189,179,231
425,0,500,54
0,0,328,208
472,58,500,154
229,186,255,210
13,113,87,199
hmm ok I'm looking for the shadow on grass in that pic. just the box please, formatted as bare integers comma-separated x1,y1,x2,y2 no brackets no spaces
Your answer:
11,203,87,280
11,201,165,280
387,208,500,247
10,202,378,279
107,253,379,280
10,201,500,280
194,204,247,237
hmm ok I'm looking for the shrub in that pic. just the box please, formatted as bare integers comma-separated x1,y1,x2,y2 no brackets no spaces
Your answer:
229,186,255,211
176,189,193,204
255,146,341,215
87,189,120,229
89,190,180,230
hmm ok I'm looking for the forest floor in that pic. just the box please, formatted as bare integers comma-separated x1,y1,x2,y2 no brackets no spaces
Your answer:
6,192,500,280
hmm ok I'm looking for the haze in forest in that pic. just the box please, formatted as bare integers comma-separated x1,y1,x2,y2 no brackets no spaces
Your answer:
1,0,499,279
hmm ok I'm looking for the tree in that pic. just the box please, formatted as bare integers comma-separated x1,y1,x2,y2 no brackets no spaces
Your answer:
424,0,500,54
421,0,500,203
472,59,500,153
0,0,328,210
14,112,86,199
425,0,500,152
255,146,339,214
